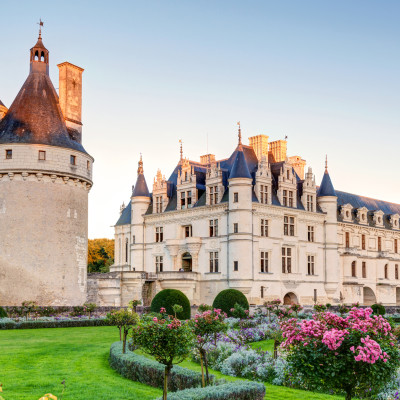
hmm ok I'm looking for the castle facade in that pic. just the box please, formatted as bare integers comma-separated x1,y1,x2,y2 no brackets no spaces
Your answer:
94,127,400,307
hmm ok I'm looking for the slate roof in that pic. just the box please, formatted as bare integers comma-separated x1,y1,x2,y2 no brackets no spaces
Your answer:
229,147,252,179
0,40,86,153
116,201,131,226
132,173,150,197
317,170,336,197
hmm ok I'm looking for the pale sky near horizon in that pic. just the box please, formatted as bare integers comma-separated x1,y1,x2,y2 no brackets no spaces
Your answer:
1,0,399,239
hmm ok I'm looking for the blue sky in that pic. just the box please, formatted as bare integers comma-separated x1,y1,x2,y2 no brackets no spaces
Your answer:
1,1,399,238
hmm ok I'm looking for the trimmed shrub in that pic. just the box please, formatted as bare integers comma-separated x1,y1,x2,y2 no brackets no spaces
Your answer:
212,289,249,317
109,342,211,391
0,317,115,330
0,306,7,318
156,382,266,400
151,289,191,320
372,303,386,316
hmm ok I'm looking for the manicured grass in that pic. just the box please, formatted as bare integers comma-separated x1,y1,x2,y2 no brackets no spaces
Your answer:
250,339,275,353
0,326,161,400
0,327,344,400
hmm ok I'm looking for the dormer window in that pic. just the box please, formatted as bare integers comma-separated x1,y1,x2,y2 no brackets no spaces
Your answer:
209,186,218,205
341,204,353,222
390,214,400,230
260,185,268,204
373,210,385,227
357,207,369,225
306,195,314,212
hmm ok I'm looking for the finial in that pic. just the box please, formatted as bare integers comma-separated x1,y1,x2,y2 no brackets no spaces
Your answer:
137,153,144,175
179,139,183,161
37,19,44,39
237,121,242,145
325,155,328,172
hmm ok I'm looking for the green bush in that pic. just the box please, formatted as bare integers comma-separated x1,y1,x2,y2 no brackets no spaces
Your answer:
0,306,8,318
0,318,115,330
212,289,249,317
109,342,211,391
151,289,191,320
156,382,265,400
371,303,386,316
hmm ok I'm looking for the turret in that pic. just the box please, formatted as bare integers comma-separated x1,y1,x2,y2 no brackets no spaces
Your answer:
30,25,49,75
317,157,340,302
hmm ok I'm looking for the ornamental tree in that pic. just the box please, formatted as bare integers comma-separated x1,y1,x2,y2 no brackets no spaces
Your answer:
106,309,139,353
132,315,194,400
190,308,227,386
280,307,400,400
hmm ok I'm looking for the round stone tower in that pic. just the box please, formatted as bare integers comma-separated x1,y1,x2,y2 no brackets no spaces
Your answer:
0,30,93,306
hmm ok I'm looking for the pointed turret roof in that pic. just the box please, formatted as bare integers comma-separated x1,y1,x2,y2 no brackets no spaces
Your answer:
317,157,336,197
132,155,150,197
229,147,252,179
0,33,86,153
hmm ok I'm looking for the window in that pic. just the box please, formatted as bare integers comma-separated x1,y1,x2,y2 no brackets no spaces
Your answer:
307,226,314,242
181,191,192,209
362,262,366,278
209,186,218,205
38,150,46,160
125,239,129,263
362,234,366,250
261,251,268,273
233,261,238,271
286,170,290,179
155,227,164,242
156,256,163,272
87,160,90,170
289,191,294,207
233,223,238,233
209,219,218,237
395,239,398,253
283,190,287,206
384,264,388,279
282,247,292,273
260,286,264,299
70,155,76,165
378,237,382,251
307,195,314,212
209,252,219,273
260,185,268,204
307,255,315,275
180,192,185,209
261,219,268,237
233,192,239,203
396,264,399,280
184,225,192,238
284,216,295,236
155,196,163,213
5,149,12,159
345,232,350,248
283,190,294,207
132,235,135,244
351,261,356,277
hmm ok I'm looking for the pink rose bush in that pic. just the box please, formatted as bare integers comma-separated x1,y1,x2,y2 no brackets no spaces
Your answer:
280,307,400,399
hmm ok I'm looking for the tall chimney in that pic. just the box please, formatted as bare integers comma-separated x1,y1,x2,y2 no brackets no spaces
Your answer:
57,62,84,143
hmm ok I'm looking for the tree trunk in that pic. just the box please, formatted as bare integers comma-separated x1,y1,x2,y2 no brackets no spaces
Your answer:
163,365,171,400
122,330,128,354
201,349,210,385
119,327,122,341
199,350,205,387
345,389,352,400
273,340,279,359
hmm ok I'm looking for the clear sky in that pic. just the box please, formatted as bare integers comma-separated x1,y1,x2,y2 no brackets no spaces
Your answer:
1,0,399,239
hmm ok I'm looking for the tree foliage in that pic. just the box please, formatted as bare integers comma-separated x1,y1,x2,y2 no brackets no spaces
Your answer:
87,238,114,273
212,289,249,317
151,289,191,320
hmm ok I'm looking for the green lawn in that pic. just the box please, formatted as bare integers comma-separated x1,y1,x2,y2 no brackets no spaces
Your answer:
0,327,344,400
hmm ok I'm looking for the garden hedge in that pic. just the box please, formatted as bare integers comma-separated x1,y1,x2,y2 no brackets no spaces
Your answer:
0,318,115,330
0,307,7,318
151,289,191,320
372,303,386,316
109,342,211,391
156,382,266,400
212,289,249,316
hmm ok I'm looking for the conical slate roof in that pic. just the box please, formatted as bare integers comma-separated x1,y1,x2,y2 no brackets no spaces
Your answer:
132,173,150,197
318,170,336,197
229,146,252,179
0,38,86,153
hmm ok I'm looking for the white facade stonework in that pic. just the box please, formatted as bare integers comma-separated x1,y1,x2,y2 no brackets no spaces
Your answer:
106,132,400,308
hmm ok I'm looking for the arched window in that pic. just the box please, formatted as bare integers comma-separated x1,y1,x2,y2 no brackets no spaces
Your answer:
41,51,45,61
384,264,388,279
34,50,39,61
125,238,129,263
351,261,356,277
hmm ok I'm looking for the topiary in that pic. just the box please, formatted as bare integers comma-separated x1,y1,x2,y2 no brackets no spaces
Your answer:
150,289,191,320
371,303,386,316
0,306,7,318
212,289,249,317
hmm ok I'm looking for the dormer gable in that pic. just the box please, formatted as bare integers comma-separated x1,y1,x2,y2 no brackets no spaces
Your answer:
206,161,224,206
356,207,369,225
301,167,317,212
255,155,272,204
373,210,385,227
277,161,297,208
340,203,353,222
177,159,197,210
390,214,400,230
153,169,169,213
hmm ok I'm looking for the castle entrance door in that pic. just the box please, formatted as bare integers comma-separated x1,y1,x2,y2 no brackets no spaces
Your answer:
283,292,298,305
182,252,192,272
363,287,376,305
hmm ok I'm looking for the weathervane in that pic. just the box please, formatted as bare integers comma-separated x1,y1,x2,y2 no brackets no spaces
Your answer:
37,18,44,38
325,154,328,172
179,139,183,161
237,121,242,145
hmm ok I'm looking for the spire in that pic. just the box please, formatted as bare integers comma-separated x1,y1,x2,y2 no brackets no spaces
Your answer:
317,157,336,197
229,146,252,180
132,155,150,197
179,139,183,162
237,121,242,146
30,21,49,75
38,18,44,39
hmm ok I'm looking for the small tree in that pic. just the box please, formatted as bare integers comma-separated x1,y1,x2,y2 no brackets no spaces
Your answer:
172,304,183,318
281,307,400,399
132,315,194,400
128,299,142,313
106,309,139,353
83,303,97,319
264,298,281,322
191,308,227,386
21,301,37,320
